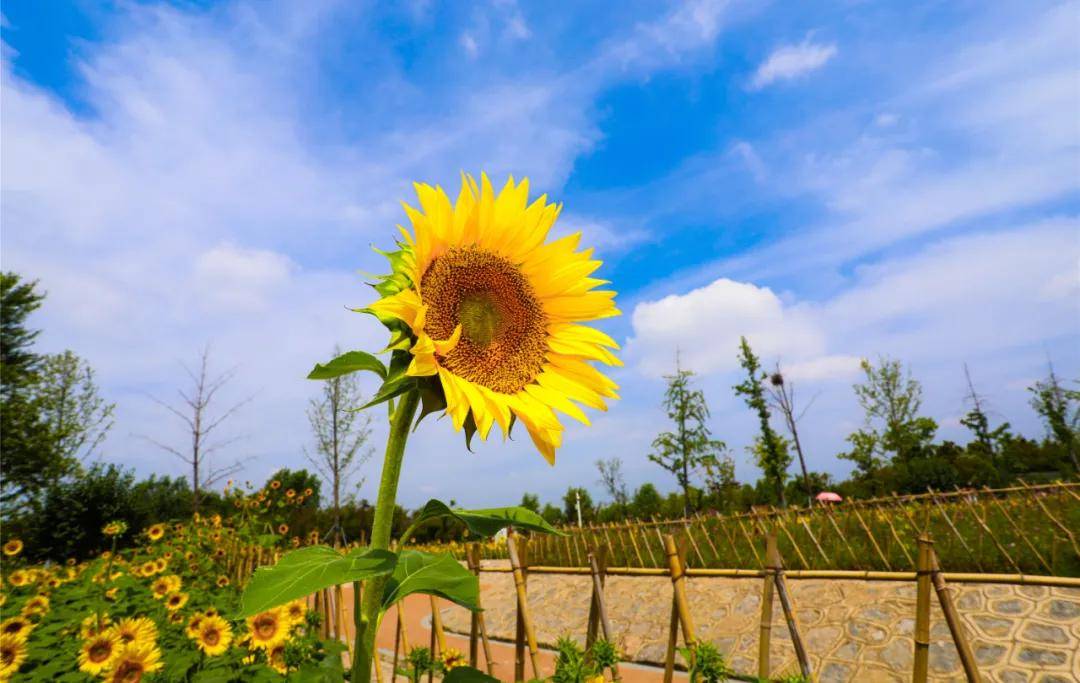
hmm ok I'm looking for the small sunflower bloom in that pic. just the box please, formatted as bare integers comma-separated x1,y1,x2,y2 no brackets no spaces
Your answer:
1,540,23,557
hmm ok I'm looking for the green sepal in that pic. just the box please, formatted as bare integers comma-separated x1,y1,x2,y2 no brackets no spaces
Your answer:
414,376,447,431
463,412,479,452
307,350,388,381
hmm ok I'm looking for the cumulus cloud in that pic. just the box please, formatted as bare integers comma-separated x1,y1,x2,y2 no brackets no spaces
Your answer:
750,38,836,89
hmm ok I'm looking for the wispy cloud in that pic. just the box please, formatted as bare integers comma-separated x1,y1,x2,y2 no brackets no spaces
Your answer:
750,38,836,89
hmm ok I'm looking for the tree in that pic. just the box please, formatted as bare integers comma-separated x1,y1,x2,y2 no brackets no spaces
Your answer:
734,338,791,507
630,483,663,519
649,356,727,515
841,357,937,491
519,493,540,513
562,487,593,526
960,364,1011,466
305,347,374,541
138,345,254,513
766,365,816,506
1028,361,1079,472
1,274,66,516
36,350,115,469
594,457,629,507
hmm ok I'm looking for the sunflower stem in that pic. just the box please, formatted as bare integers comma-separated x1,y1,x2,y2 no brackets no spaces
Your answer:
352,388,420,683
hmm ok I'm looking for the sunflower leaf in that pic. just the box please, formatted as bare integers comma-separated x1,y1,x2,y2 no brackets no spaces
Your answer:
443,667,500,683
380,550,479,612
307,351,387,381
238,546,396,618
407,499,563,538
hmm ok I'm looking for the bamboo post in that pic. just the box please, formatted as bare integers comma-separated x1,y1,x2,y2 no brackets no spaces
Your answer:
852,505,892,570
683,521,707,567
800,515,831,566
929,550,980,682
757,532,777,680
695,515,722,563
395,600,411,652
927,488,984,572
430,596,446,653
880,505,915,568
507,532,540,681
466,544,494,674
588,549,621,682
664,534,697,643
662,538,691,683
428,606,435,683
736,518,764,566
1019,479,1080,557
913,533,933,683
822,506,861,568
954,487,1022,573
714,516,746,567
586,545,608,648
769,535,811,680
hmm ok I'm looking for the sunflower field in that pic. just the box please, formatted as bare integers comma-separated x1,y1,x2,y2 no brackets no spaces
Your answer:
0,483,347,682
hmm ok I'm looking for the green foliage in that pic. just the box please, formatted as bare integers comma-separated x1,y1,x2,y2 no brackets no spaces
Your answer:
306,350,387,380
650,360,728,515
630,483,663,519
443,665,501,683
551,636,621,683
404,499,562,542
1028,363,1080,472
678,641,730,683
520,493,541,512
399,646,435,683
238,546,396,617
562,487,595,525
735,337,791,507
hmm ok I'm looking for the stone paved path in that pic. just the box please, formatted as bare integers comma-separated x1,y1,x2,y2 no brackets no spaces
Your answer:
438,566,1080,683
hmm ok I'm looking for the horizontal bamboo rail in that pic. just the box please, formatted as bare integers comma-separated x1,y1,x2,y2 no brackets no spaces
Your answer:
472,564,1080,587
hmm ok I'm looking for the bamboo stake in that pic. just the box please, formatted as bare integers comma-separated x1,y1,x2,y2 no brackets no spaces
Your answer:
663,593,678,683
771,508,810,569
430,596,446,653
930,551,980,683
768,534,811,680
851,505,892,570
757,533,776,680
736,518,763,566
465,545,494,674
695,515,722,564
799,516,831,566
823,506,861,568
507,533,540,680
588,549,622,683
1018,479,1080,557
927,488,984,572
880,503,915,568
955,487,1022,574
683,521,706,567
982,486,1052,574
586,545,607,647
714,515,747,567
395,600,411,653
913,533,933,683
663,534,697,642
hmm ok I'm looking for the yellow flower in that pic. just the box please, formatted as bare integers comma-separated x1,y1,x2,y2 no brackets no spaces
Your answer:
1,540,22,557
440,647,466,670
368,173,620,462
194,615,232,656
586,675,605,683
146,524,166,541
0,634,28,680
21,595,48,616
267,642,288,674
6,571,27,588
80,614,111,639
102,521,127,537
78,631,122,676
150,577,173,599
282,599,306,624
103,642,163,683
216,575,230,588
246,609,288,650
278,524,289,535
113,617,157,647
0,618,31,641
269,480,281,490
165,592,189,611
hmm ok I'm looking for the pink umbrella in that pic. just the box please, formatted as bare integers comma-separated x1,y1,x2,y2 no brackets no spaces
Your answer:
815,491,843,503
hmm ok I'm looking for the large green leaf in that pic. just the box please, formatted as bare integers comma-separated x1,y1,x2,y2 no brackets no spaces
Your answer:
238,546,396,617
380,550,479,612
307,351,387,380
443,667,501,683
408,499,564,539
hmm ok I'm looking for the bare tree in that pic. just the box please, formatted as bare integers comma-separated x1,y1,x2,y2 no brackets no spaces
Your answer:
306,347,374,542
138,344,254,513
595,457,629,507
766,363,817,507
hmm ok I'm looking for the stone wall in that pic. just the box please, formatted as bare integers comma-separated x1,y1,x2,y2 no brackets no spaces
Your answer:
439,567,1080,682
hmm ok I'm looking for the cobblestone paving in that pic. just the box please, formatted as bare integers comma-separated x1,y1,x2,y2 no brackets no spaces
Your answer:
440,567,1080,683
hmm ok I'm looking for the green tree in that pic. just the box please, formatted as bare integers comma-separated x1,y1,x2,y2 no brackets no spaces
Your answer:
649,357,727,515
562,486,594,526
959,364,1012,470
519,493,540,513
540,503,564,526
841,357,937,492
36,350,116,469
1028,361,1079,473
595,457,629,507
734,338,791,507
630,483,663,519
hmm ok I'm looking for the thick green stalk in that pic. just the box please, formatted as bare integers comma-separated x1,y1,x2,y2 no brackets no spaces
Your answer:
352,390,420,683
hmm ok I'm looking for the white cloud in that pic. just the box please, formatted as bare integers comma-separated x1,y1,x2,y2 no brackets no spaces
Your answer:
194,244,294,312
782,355,862,382
459,32,479,58
750,38,836,89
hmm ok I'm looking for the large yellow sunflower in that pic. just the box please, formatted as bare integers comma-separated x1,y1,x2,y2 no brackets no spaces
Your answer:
78,631,122,676
1,540,22,557
193,615,232,656
0,618,32,641
103,642,163,682
246,609,288,650
367,173,621,462
113,617,157,647
0,633,27,680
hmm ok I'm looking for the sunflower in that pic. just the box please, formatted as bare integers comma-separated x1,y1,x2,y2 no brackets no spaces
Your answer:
1,540,22,557
269,480,281,490
145,524,165,541
216,575,230,588
21,595,48,616
150,577,172,599
367,174,620,462
165,592,189,611
0,634,27,680
266,642,288,675
113,617,157,647
78,631,122,676
277,524,289,535
81,614,112,639
193,615,232,656
246,609,287,650
103,642,163,683
0,618,31,640
5,571,27,588
203,607,219,618
139,561,157,577
440,647,466,671
102,521,127,537
285,489,296,499
282,599,306,624
153,558,167,573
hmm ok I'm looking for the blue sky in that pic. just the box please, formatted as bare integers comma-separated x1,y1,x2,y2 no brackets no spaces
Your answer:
3,1,1078,508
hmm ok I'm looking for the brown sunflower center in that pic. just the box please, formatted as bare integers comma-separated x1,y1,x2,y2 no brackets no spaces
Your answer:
203,628,220,646
421,247,547,394
116,662,144,683
89,642,113,662
255,617,278,639
1,646,15,665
